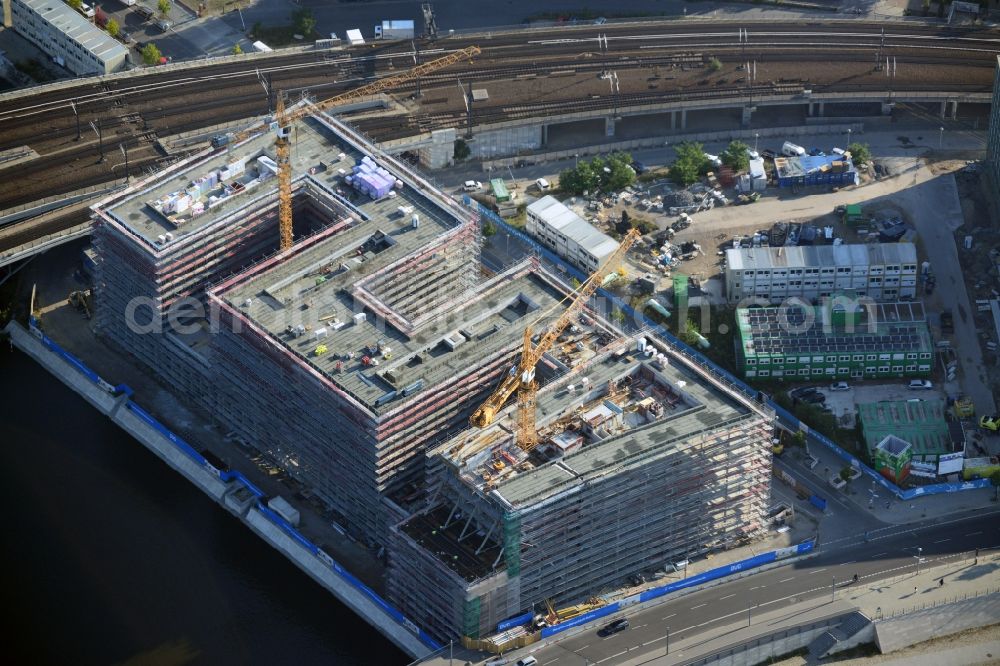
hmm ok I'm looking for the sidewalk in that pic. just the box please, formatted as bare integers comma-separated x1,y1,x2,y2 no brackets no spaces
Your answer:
618,549,1000,665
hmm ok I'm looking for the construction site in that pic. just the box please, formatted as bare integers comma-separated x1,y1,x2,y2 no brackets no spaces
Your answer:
83,46,776,645
388,326,775,641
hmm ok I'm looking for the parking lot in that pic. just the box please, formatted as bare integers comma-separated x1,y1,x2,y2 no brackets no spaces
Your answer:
797,381,942,429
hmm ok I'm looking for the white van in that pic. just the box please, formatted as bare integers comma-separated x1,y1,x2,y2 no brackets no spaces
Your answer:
535,178,550,191
515,657,538,666
79,2,96,18
463,180,482,192
782,141,806,157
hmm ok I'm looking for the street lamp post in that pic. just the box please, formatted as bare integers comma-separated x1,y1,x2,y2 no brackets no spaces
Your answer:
915,547,923,574
847,127,852,147
831,576,836,601
574,153,579,168
754,132,759,153
939,126,944,149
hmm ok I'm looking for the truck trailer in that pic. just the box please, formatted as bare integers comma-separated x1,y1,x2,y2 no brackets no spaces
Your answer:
374,20,415,40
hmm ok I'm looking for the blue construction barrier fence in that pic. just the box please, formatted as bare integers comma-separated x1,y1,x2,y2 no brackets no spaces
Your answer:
539,540,815,639
467,202,990,502
25,318,442,653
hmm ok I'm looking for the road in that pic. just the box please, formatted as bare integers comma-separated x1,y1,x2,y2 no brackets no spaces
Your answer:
524,509,1000,665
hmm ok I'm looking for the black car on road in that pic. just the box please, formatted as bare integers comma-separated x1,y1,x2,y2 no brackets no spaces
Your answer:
598,618,630,637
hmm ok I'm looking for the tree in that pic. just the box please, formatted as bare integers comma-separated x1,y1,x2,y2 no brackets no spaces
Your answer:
611,308,626,324
67,0,82,9
106,18,120,38
141,43,162,66
708,57,722,72
558,152,634,195
482,220,497,237
453,138,470,161
158,0,171,16
847,142,872,164
232,43,243,55
720,140,751,173
792,430,807,448
669,141,710,186
292,8,317,36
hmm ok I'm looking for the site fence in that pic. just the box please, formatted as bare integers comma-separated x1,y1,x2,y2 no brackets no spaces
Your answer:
464,199,992,503
25,316,443,653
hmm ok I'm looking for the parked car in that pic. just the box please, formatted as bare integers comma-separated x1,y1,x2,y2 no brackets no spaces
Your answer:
908,379,933,390
632,161,648,174
462,180,482,192
135,5,154,20
761,148,777,159
515,657,538,666
829,381,850,392
789,386,818,399
598,618,630,637
803,393,826,405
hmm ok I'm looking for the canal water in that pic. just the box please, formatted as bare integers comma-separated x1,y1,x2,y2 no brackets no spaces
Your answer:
0,347,406,665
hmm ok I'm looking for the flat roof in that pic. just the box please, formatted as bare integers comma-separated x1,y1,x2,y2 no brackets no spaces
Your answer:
18,0,128,62
726,243,916,272
528,195,619,259
98,115,463,248
217,229,568,413
436,335,759,509
774,154,856,179
737,301,932,357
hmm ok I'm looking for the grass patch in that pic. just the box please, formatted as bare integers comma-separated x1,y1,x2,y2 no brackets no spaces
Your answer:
250,23,316,47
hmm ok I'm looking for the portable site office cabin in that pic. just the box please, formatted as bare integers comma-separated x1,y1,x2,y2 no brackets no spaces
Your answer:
490,178,510,202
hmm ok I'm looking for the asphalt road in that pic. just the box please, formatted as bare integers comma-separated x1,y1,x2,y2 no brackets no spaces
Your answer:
526,509,1000,666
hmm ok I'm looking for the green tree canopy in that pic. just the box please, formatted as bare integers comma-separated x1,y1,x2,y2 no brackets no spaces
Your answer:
847,142,872,164
557,152,635,195
67,0,82,9
292,8,317,36
157,0,171,16
106,18,120,38
232,42,243,55
141,43,162,66
720,140,751,172
669,142,710,186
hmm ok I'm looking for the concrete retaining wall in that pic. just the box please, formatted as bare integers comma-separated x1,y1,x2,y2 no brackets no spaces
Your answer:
874,592,1000,654
681,612,847,666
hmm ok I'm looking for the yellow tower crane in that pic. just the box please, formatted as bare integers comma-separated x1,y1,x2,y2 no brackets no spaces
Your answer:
226,46,482,251
471,228,641,450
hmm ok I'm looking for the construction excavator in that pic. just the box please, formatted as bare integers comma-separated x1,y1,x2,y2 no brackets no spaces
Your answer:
470,228,641,450
216,46,482,251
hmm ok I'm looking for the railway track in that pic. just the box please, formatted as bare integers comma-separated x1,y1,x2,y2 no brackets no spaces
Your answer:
0,18,996,229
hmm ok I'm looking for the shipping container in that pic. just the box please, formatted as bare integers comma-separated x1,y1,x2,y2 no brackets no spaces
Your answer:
267,496,301,527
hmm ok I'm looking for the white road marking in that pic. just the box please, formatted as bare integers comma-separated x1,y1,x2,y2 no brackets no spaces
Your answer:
661,613,676,620
966,531,983,536
934,538,950,544
812,568,826,574
720,593,736,600
842,561,856,565
596,649,629,663
778,577,795,583
872,552,888,557
544,658,560,665
691,603,708,609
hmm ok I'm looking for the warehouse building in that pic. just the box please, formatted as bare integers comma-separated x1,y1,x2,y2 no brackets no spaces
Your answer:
526,195,619,273
725,243,918,303
735,299,933,380
8,0,127,75
387,333,774,641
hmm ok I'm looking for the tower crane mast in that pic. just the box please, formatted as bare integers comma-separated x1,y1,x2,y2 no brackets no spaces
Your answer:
471,228,641,450
225,46,482,251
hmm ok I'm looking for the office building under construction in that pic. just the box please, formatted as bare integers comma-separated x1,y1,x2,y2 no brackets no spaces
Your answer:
90,109,773,643
91,112,584,544
388,332,774,641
